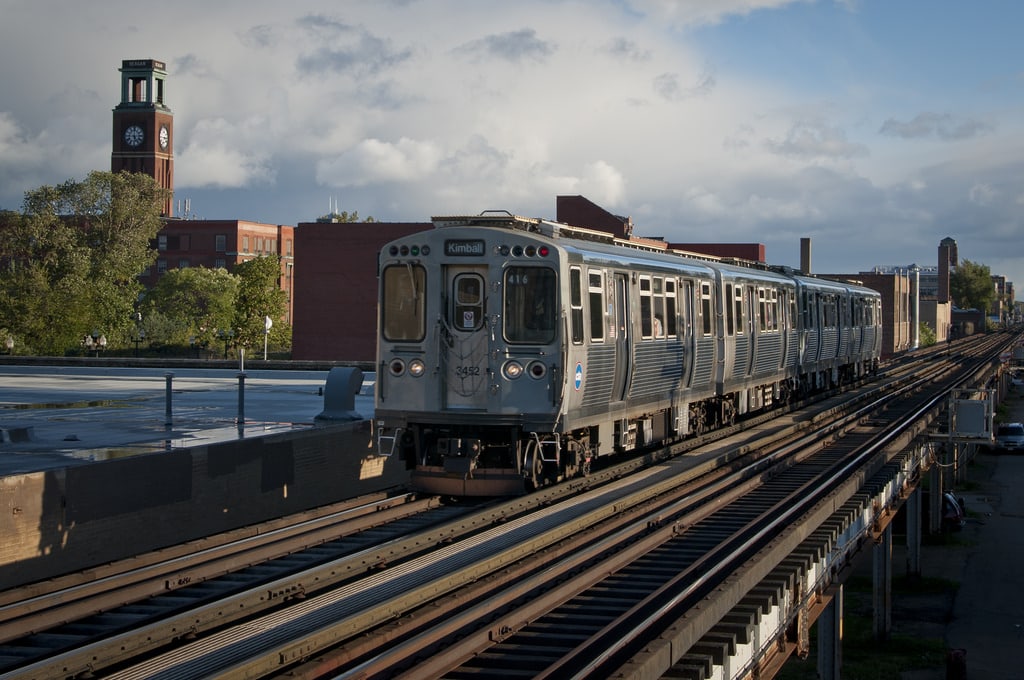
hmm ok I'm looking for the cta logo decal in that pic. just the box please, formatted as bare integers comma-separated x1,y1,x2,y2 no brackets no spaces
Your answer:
574,362,584,391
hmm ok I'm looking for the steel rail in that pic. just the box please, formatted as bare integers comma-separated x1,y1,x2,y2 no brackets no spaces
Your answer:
1,332,1010,679
99,346,969,678
344,342,973,679
0,493,431,644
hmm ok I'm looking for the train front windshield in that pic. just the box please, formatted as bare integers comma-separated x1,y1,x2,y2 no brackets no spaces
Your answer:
381,265,426,341
504,266,556,344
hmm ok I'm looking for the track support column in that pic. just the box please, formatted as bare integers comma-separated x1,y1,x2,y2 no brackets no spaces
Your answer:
817,584,843,680
905,486,922,578
873,522,893,640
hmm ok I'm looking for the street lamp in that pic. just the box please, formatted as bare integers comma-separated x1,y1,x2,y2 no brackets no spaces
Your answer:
83,330,107,357
219,328,234,359
132,312,144,358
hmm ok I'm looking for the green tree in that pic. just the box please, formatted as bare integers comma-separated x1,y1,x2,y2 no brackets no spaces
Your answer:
918,322,936,348
0,172,167,354
950,259,996,313
231,255,288,354
316,210,375,223
141,267,239,348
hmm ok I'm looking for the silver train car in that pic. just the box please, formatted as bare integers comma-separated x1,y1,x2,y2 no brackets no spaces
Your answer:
375,212,882,495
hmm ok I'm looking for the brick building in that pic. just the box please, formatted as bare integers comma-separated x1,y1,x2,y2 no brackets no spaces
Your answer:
829,272,913,357
142,218,296,323
291,220,429,362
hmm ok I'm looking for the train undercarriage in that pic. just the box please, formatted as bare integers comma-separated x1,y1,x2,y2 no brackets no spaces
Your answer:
390,359,878,497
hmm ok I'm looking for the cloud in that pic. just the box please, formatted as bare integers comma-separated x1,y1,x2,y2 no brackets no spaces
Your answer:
625,0,811,27
764,119,869,160
316,137,443,187
879,113,994,141
175,117,276,189
653,67,717,101
453,29,556,64
295,24,414,78
602,37,652,62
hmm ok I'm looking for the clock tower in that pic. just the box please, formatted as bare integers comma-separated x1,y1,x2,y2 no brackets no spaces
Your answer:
111,59,174,216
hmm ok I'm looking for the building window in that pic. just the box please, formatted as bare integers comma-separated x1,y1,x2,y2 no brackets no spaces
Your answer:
158,235,167,251
179,259,190,269
216,234,226,252
242,236,250,253
286,239,293,257
157,259,167,274
215,258,226,269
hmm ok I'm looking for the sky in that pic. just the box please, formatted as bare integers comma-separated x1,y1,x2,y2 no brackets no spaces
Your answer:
2,0,1022,295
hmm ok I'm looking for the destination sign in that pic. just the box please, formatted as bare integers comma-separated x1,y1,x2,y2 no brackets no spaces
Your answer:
444,239,486,256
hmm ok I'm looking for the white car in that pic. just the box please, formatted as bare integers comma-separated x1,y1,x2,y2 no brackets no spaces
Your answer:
995,422,1024,453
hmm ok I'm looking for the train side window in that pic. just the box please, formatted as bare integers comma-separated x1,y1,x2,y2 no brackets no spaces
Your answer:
758,288,767,331
803,292,815,327
665,279,677,337
725,283,735,336
700,282,713,336
452,274,485,331
824,295,836,328
640,276,653,338
504,267,556,344
653,278,665,338
588,271,604,342
734,285,745,335
382,264,426,342
570,267,584,344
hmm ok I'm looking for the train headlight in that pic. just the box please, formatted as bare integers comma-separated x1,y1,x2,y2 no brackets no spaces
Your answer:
408,359,426,377
389,358,406,376
528,361,547,379
502,360,524,379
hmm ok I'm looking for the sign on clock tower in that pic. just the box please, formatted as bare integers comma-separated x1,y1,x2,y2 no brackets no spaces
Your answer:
111,59,174,216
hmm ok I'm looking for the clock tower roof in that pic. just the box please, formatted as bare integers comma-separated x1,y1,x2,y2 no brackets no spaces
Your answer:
111,58,174,216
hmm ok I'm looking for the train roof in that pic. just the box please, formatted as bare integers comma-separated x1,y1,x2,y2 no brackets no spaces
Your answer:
429,211,880,295
433,211,736,264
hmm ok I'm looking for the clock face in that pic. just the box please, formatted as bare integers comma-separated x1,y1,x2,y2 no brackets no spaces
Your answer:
124,125,144,147
159,125,169,150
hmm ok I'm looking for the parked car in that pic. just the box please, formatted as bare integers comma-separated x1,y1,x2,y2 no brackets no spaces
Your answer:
994,422,1024,453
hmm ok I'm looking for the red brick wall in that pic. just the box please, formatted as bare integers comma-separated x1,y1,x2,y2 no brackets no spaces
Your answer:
291,221,430,362
669,243,766,263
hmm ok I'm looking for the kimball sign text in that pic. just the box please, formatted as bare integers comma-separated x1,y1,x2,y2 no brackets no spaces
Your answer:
444,240,486,256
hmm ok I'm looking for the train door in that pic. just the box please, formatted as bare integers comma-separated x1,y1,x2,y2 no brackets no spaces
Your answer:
679,279,696,387
611,272,631,402
746,285,757,375
441,266,489,409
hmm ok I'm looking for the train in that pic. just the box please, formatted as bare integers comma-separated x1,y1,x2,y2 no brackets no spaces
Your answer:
374,212,882,496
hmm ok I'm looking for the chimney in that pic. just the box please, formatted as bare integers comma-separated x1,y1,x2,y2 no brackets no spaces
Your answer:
800,238,812,274
938,237,957,304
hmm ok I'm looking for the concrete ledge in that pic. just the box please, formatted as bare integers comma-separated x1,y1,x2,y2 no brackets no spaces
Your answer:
0,419,411,588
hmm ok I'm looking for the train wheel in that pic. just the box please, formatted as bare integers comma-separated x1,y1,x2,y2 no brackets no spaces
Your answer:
523,444,545,490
